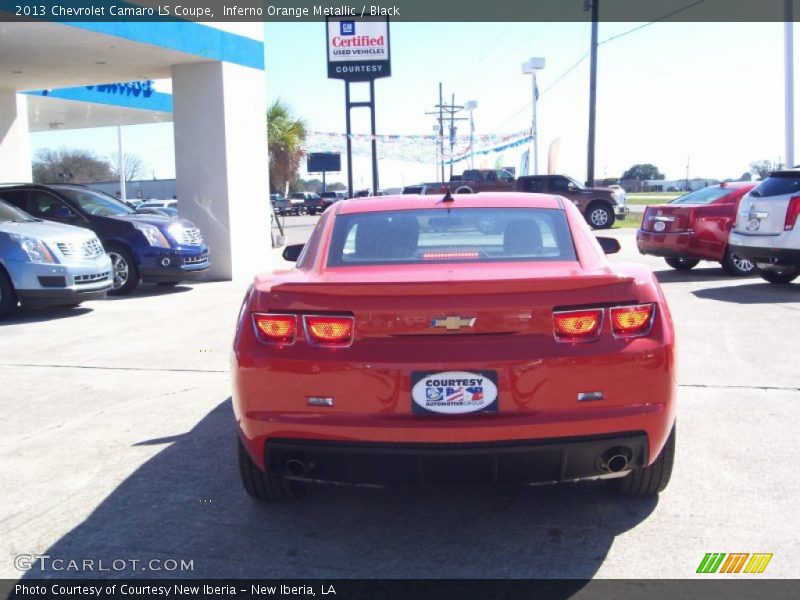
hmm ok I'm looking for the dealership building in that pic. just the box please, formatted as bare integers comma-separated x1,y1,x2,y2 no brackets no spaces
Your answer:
0,20,272,279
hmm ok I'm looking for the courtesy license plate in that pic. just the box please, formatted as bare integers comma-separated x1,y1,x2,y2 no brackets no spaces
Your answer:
411,370,499,415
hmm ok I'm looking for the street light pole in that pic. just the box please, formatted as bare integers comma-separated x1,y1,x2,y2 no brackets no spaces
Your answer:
522,57,546,175
586,0,599,187
785,0,795,168
465,100,478,169
117,125,127,203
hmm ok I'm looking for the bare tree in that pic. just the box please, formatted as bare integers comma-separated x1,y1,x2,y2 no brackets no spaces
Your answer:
109,152,146,182
749,160,785,180
32,148,114,184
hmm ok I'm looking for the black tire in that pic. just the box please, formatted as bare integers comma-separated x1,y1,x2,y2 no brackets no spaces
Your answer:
617,424,675,496
586,202,615,229
105,244,140,296
665,257,699,271
756,266,800,285
0,267,17,319
721,248,756,276
237,436,301,502
455,186,474,194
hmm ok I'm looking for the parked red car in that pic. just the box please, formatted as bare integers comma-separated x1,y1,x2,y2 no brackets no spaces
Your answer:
636,182,757,275
233,193,676,501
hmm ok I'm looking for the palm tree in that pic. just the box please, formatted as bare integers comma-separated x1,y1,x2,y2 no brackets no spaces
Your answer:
267,99,307,195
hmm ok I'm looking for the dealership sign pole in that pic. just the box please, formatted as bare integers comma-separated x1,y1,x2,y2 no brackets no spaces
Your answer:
326,17,391,197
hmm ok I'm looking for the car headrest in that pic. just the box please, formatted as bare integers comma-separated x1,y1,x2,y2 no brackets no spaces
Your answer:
355,216,420,260
503,219,543,255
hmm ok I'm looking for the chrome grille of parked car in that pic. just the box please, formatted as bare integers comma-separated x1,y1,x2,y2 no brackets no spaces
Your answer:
74,272,111,285
82,238,105,258
56,238,105,259
172,227,204,246
184,253,209,265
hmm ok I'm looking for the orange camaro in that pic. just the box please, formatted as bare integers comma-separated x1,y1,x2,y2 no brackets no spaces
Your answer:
232,192,676,501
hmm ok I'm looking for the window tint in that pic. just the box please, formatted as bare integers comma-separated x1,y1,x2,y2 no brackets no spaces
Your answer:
327,208,575,267
550,177,570,193
518,178,545,193
0,199,35,222
28,191,73,219
753,174,800,197
0,189,29,212
670,187,734,205
55,187,133,217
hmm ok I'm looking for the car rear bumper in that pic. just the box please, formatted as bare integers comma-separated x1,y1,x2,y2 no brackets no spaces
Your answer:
264,432,650,486
728,244,800,267
614,205,629,219
636,229,723,261
233,346,676,476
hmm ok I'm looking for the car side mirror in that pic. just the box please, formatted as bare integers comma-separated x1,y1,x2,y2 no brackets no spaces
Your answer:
596,236,621,254
282,243,304,262
567,183,577,192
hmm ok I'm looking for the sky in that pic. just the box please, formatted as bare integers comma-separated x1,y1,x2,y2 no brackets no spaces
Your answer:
29,21,794,190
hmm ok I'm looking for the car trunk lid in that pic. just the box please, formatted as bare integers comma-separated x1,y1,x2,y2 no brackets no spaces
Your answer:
642,205,695,233
255,263,638,338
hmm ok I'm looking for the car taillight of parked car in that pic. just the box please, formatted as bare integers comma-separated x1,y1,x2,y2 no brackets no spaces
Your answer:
554,304,655,342
553,309,603,342
785,196,800,230
304,316,354,346
252,314,297,344
252,313,354,346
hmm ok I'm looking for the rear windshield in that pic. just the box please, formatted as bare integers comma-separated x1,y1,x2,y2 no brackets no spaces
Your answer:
670,187,733,205
752,173,800,198
326,208,575,267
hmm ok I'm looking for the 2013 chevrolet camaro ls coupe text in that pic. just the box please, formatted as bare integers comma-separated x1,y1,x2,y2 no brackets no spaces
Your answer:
232,192,676,502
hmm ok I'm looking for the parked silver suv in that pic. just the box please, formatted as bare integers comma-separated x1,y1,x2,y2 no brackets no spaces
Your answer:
0,199,112,318
728,170,800,284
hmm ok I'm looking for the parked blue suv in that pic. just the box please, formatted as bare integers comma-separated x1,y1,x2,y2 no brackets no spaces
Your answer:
0,184,209,295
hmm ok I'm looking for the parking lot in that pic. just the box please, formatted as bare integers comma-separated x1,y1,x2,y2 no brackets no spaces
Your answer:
1,215,798,579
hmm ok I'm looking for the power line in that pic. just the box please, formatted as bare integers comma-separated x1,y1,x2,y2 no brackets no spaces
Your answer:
495,0,709,128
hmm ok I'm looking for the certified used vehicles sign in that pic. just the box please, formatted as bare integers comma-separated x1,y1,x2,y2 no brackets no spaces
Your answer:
411,371,498,415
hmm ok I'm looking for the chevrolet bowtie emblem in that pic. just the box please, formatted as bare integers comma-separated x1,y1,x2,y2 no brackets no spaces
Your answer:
431,316,477,331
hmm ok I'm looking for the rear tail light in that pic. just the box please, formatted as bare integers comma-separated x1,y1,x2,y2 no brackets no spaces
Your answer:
610,304,655,337
304,315,354,346
252,313,297,344
553,309,603,342
784,196,800,230
684,208,696,232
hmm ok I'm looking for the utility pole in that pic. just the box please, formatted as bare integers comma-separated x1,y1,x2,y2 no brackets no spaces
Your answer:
585,0,599,187
785,0,795,168
426,83,468,182
685,155,690,191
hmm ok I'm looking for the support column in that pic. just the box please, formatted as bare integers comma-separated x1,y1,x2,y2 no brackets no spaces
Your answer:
0,91,32,183
172,61,271,281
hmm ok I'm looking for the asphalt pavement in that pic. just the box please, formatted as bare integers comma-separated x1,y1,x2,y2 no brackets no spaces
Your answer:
1,215,797,579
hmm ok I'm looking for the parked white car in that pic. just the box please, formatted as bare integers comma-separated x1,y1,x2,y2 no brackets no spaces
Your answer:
728,169,800,284
0,199,112,318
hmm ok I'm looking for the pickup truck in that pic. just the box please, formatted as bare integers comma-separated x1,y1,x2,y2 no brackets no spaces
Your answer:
516,174,629,229
402,169,516,196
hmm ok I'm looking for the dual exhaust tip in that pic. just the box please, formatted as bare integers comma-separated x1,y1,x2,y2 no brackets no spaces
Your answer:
598,447,632,474
284,458,308,478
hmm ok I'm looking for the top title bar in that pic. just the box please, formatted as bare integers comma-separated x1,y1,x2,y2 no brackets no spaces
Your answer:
2,0,800,22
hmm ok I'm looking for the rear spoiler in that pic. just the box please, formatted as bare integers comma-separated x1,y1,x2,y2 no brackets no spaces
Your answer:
267,275,635,298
